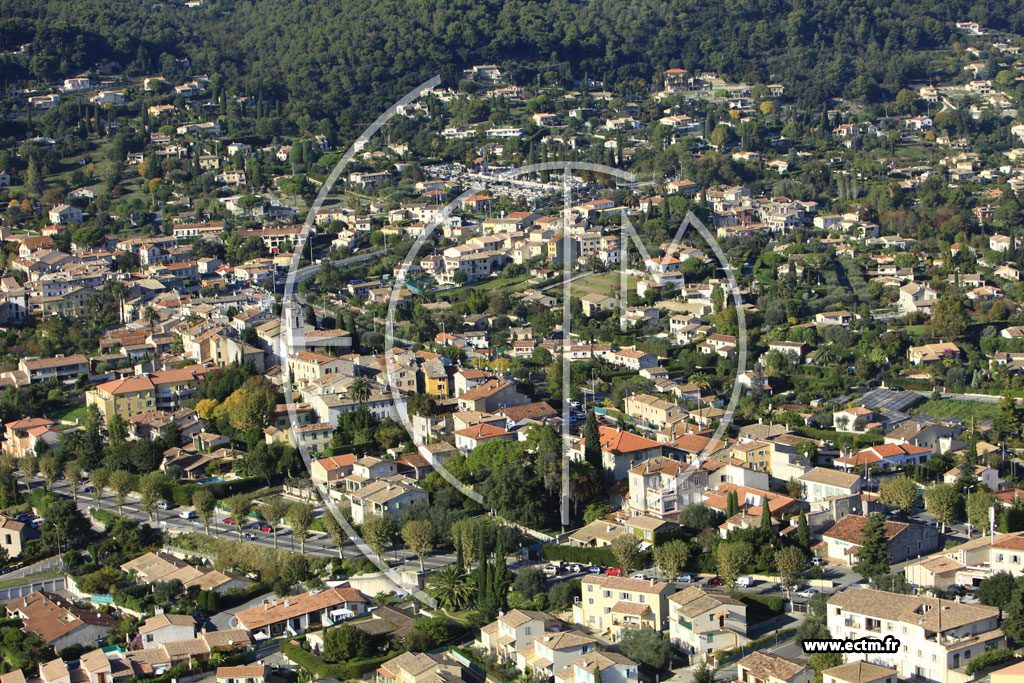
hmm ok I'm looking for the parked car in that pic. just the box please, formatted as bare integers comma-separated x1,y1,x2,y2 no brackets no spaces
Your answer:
156,501,172,510
810,557,825,566
604,567,622,576
797,588,819,598
542,564,559,577
587,566,603,574
675,574,696,583
566,564,582,573
259,524,272,532
707,577,725,586
223,518,234,525
244,533,256,541
633,573,648,580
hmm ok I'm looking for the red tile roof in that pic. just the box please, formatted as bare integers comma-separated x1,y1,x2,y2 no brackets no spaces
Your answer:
581,426,660,455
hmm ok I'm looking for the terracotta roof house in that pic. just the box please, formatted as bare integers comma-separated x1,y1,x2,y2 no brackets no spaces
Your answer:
837,443,932,470
822,514,939,565
235,587,369,638
668,587,749,655
6,591,119,651
573,426,663,482
737,652,812,683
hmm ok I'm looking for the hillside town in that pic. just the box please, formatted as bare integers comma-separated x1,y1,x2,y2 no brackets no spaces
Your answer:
9,12,1024,683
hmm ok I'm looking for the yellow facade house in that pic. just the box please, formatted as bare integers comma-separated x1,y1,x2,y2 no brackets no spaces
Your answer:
572,575,673,639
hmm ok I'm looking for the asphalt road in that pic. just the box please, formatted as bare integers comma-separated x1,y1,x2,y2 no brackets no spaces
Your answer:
48,478,459,572
290,249,384,283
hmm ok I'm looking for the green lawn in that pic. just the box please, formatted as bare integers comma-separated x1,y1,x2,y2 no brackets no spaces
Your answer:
914,399,1002,422
0,570,61,589
53,405,89,422
569,271,637,298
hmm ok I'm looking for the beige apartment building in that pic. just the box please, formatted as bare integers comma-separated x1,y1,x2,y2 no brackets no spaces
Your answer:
572,575,674,639
827,588,1003,683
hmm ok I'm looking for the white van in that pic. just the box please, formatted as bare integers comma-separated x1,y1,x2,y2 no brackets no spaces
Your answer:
736,576,754,587
179,510,198,520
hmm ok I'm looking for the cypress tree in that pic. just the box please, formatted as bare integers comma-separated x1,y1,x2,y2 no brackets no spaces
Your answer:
492,538,512,612
476,543,499,621
583,411,602,474
347,313,360,352
726,491,738,518
477,543,489,601
797,509,811,549
760,500,773,534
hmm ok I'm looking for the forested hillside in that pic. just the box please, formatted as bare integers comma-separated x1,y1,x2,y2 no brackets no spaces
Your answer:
3,0,1024,135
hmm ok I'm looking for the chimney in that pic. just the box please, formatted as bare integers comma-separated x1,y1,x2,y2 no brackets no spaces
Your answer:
284,599,289,608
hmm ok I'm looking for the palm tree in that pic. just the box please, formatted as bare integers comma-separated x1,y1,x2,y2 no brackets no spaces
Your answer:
811,343,836,367
142,305,159,338
567,460,599,519
103,280,127,323
85,292,105,318
428,564,473,611
142,305,160,362
347,377,372,405
688,372,713,410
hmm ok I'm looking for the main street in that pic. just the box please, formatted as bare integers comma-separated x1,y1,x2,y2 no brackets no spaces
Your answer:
290,249,384,283
47,478,459,572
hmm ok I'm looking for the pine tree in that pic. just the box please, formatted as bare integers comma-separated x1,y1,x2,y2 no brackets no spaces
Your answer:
854,513,892,581
797,510,811,549
1002,591,1024,643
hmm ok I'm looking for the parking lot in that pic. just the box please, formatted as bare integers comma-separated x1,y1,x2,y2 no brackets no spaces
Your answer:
538,560,867,603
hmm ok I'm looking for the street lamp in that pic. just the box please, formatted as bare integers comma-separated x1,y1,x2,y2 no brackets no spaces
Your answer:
47,521,64,570
966,485,975,539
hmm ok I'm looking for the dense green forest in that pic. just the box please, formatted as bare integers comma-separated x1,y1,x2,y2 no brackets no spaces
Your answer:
2,0,1024,137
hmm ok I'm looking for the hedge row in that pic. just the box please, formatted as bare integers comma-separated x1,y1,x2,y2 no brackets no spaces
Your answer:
793,425,883,448
965,648,1014,675
541,544,650,571
714,628,797,665
166,477,267,507
218,581,271,610
91,508,121,527
729,591,786,614
280,640,396,679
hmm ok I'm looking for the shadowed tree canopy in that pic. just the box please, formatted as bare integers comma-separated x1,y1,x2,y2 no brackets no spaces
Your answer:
3,0,1011,141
